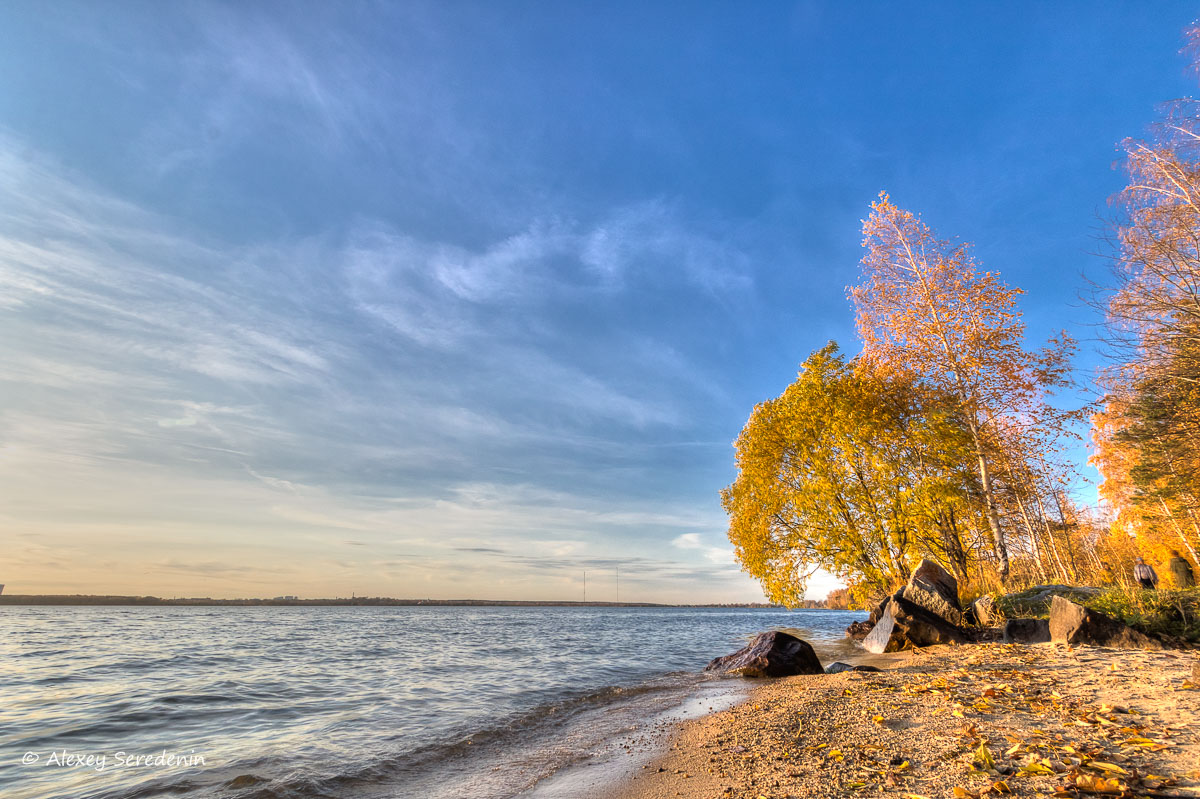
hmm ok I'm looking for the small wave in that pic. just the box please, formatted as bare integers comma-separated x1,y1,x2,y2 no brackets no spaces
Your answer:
214,673,709,799
155,693,240,705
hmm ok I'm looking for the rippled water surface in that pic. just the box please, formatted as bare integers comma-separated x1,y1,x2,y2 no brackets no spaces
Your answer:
1,606,867,799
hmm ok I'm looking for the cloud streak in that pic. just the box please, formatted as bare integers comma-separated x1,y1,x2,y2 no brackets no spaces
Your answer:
0,134,763,601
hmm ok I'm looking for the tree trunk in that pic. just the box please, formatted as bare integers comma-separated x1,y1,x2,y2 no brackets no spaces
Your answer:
1034,488,1073,583
1011,482,1048,582
976,449,1010,582
1160,497,1200,565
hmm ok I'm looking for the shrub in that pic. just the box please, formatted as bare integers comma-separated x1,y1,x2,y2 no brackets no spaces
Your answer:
1085,586,1200,642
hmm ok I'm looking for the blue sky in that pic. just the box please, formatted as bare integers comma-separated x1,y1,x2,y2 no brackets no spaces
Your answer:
0,2,1195,601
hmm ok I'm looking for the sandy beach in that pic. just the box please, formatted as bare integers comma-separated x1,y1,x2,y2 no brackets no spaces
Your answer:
614,643,1200,799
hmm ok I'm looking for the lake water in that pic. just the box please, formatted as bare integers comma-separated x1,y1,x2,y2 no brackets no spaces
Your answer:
1,606,868,799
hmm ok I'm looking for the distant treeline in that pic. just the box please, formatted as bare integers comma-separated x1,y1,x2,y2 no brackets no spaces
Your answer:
0,595,841,609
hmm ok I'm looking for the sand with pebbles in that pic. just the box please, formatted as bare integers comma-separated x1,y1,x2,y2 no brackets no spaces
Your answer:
614,642,1200,799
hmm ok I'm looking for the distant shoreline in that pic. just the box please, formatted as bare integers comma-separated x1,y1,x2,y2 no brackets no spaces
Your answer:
0,594,829,609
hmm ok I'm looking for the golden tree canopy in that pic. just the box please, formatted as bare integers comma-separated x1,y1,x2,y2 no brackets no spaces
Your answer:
722,343,976,606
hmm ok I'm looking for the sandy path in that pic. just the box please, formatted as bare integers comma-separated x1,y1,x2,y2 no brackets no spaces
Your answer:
614,643,1200,799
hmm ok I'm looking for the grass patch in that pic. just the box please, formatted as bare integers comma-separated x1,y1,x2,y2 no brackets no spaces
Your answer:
1084,586,1200,643
993,585,1099,620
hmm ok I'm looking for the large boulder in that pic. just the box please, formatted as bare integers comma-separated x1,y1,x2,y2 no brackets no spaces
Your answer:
862,596,972,654
1048,596,1163,651
901,580,965,627
1003,617,1050,644
890,559,966,628
910,559,961,611
704,631,825,677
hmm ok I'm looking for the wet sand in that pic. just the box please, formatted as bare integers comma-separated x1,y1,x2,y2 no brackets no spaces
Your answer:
611,643,1200,799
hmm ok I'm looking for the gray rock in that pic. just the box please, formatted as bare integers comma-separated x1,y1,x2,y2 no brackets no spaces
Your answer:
862,603,903,653
825,661,883,674
901,579,965,627
1048,596,1163,650
910,559,961,611
1002,617,1050,644
971,595,998,627
862,597,972,654
704,630,825,677
864,604,902,652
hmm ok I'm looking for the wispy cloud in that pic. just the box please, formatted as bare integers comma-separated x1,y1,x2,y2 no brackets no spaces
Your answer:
132,3,386,173
672,532,737,567
0,134,762,601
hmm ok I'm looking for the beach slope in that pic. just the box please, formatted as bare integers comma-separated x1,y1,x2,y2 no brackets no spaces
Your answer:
616,643,1199,798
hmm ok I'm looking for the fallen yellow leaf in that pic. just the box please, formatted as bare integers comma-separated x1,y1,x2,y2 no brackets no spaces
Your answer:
1017,762,1054,776
1074,773,1125,794
972,742,996,771
1087,762,1127,775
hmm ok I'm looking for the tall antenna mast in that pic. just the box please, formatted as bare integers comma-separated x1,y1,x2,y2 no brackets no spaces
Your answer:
583,570,587,602
615,565,619,604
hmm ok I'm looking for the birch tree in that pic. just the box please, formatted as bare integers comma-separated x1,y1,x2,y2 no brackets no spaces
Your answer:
851,194,1076,582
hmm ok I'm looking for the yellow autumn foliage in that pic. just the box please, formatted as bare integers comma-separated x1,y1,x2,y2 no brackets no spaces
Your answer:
721,343,979,606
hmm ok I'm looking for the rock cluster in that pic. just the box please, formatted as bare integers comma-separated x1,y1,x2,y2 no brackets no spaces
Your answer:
861,559,972,654
833,558,1186,660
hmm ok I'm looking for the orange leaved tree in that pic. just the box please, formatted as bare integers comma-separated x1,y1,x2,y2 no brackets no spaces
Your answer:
850,194,1077,583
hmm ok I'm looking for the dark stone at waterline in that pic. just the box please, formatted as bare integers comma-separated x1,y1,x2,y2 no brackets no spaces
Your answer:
845,620,873,641
1048,596,1163,650
704,631,824,678
1002,617,1050,644
825,661,883,674
862,596,971,654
